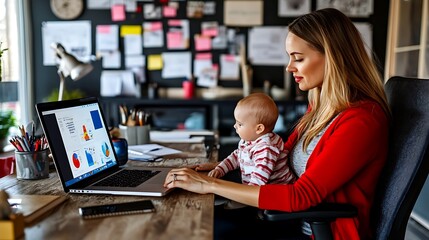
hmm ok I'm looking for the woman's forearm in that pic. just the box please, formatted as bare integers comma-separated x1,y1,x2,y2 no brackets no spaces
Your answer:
208,178,261,207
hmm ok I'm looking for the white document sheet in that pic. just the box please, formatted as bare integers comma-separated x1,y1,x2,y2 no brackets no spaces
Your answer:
96,25,119,52
42,21,92,66
102,50,121,69
220,54,240,80
248,27,289,66
143,22,164,48
162,52,192,79
128,144,182,161
124,34,143,55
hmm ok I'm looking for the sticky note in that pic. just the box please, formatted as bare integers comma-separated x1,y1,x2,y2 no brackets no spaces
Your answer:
195,35,211,51
111,4,126,22
167,31,183,49
148,55,163,70
195,53,212,60
120,25,142,37
163,6,177,17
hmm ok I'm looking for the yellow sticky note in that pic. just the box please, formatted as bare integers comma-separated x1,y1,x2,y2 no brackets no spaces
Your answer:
120,25,142,37
148,55,163,70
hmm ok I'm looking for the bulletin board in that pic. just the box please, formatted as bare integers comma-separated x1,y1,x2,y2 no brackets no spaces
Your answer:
30,0,389,102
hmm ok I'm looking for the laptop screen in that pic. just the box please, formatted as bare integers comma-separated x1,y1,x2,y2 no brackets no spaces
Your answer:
38,99,118,187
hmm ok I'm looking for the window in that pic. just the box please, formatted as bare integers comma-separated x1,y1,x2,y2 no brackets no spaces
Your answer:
0,0,33,150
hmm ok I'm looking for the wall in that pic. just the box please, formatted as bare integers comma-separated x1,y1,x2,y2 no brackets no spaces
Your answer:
30,0,390,103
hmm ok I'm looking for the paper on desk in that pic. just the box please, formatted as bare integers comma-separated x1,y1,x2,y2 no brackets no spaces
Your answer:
150,130,213,143
128,144,181,161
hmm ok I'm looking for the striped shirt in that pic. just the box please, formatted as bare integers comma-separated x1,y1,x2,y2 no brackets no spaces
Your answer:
215,132,296,186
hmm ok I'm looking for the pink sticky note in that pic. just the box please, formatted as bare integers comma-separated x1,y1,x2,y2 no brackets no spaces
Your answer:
150,22,163,31
195,36,211,51
112,4,126,22
168,20,182,26
163,6,177,17
224,55,236,61
167,31,183,49
97,25,111,34
195,53,212,60
202,28,218,37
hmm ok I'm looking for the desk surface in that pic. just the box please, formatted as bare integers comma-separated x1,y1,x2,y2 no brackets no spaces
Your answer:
0,142,217,240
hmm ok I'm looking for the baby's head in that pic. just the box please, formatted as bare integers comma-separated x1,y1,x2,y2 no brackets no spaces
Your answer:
234,93,279,141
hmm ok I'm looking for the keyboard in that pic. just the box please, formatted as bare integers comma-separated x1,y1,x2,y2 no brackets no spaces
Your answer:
94,169,160,187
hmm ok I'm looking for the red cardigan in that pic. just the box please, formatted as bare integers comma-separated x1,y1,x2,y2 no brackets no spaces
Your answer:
259,101,389,240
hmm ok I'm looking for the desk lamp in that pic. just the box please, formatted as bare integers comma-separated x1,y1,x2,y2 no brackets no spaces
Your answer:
51,43,93,101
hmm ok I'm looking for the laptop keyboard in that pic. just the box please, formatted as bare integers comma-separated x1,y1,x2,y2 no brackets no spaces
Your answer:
94,169,160,187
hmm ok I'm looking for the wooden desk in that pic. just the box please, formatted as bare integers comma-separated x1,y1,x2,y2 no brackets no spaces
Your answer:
0,142,217,240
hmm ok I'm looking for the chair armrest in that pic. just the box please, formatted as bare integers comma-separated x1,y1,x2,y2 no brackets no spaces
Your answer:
260,203,358,222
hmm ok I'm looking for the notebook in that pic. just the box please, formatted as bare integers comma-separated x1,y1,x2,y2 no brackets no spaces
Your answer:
35,97,173,197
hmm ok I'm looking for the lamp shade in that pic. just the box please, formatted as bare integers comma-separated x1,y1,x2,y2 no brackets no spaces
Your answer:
51,43,93,81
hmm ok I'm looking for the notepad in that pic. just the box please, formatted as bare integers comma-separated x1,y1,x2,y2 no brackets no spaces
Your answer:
128,144,181,161
8,195,67,226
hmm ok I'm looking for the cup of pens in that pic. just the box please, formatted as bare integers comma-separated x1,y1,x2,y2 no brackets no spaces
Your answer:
10,124,50,180
15,148,50,180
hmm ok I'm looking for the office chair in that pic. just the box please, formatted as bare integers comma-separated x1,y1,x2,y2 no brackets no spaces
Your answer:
260,76,429,240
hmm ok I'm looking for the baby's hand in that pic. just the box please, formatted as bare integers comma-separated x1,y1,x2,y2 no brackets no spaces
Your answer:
194,162,219,172
208,169,223,178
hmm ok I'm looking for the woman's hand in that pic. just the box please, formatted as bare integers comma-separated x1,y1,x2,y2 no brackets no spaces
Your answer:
164,168,214,194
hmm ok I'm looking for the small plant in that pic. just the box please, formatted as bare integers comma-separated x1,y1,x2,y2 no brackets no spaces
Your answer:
0,110,16,140
0,42,8,82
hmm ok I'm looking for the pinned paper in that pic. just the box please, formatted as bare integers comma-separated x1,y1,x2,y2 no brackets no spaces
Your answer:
163,6,177,17
102,50,121,69
120,25,142,37
100,70,137,97
220,54,240,80
100,71,122,96
197,67,218,87
194,53,212,77
202,22,219,37
224,1,263,26
162,52,192,79
203,1,216,15
125,55,145,68
144,4,161,19
194,35,212,51
124,34,142,55
96,25,119,52
143,22,164,48
112,4,126,22
167,31,184,49
148,54,163,70
166,19,190,49
212,26,227,49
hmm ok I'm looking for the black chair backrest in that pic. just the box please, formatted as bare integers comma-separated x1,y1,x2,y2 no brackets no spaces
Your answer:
371,76,429,239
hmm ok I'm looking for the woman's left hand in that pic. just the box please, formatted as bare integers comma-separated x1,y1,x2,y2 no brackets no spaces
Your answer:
164,168,214,194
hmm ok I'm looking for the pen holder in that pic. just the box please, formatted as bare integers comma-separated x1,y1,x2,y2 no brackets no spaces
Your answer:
119,125,151,145
15,149,49,180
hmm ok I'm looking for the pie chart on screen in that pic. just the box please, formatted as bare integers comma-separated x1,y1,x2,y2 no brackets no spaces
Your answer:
102,142,110,157
72,153,80,168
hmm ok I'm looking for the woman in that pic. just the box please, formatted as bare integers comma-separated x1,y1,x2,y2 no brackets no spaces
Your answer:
164,8,389,239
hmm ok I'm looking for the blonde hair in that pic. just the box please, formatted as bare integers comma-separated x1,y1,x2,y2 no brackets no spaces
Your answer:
288,8,390,151
237,93,279,132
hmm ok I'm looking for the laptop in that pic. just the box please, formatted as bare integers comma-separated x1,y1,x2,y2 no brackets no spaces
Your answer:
36,97,173,197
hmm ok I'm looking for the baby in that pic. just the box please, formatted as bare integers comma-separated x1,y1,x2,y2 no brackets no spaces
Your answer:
198,93,296,187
